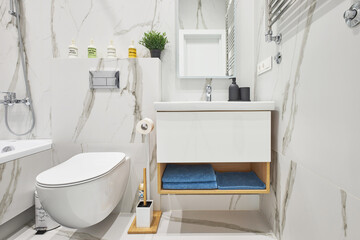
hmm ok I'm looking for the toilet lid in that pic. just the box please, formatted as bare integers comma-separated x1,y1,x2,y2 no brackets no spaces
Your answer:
36,152,126,187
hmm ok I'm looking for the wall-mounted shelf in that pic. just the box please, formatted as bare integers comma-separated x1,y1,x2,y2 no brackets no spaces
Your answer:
155,102,274,195
157,162,270,195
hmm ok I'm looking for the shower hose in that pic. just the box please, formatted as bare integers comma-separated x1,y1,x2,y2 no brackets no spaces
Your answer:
4,0,36,136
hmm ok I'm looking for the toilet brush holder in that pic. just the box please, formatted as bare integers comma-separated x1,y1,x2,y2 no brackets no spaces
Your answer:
136,200,153,228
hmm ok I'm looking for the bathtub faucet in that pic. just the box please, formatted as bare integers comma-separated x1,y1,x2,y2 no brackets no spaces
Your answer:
0,91,30,106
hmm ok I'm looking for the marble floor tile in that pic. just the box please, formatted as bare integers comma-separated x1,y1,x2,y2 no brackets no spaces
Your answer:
9,211,275,240
153,235,276,240
157,210,272,234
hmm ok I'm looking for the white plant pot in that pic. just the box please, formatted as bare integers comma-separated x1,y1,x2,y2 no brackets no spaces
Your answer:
136,200,153,228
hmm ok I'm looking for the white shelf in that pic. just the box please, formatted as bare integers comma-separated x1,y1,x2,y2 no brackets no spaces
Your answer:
154,101,275,111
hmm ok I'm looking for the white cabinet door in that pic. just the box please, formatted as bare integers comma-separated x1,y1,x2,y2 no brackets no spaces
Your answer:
157,111,271,163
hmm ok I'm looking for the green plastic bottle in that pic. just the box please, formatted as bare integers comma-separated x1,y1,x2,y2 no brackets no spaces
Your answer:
88,39,97,58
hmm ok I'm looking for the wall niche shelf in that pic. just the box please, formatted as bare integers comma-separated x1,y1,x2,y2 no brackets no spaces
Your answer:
179,30,226,77
157,162,270,195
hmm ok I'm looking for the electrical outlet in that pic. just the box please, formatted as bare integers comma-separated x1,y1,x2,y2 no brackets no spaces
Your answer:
257,57,272,76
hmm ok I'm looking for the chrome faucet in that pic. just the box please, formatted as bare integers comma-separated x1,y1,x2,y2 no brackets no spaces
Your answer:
0,91,30,106
206,84,212,102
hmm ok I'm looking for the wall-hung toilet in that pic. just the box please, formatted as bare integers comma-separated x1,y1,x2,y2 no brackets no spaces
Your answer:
36,152,130,229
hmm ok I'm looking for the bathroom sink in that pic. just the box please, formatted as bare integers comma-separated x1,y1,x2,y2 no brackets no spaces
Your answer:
154,101,275,111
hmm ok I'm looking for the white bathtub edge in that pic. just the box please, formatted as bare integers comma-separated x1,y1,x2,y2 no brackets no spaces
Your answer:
0,139,52,165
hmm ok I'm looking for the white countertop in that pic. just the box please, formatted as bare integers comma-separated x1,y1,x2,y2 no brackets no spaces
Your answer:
154,101,275,111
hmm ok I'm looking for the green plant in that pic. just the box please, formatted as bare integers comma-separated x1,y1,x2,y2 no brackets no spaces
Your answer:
139,30,169,51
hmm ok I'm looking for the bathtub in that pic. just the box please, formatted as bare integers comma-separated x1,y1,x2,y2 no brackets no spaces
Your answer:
0,139,53,230
0,139,52,164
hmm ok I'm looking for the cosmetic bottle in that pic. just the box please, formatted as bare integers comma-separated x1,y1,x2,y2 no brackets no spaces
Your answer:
107,40,116,58
88,39,97,58
128,40,137,58
68,39,78,58
229,77,240,101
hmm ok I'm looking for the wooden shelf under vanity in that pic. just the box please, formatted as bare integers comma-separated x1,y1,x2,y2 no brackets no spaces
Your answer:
157,162,270,195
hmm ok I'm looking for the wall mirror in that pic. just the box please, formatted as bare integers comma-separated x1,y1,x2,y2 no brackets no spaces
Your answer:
176,0,236,79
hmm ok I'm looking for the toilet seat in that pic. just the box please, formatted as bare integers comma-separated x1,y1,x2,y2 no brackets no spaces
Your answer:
36,152,126,188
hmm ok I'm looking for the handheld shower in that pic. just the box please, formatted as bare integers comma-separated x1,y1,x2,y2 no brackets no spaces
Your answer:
1,0,36,136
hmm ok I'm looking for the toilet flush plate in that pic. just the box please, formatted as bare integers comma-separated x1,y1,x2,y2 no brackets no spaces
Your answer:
89,71,119,89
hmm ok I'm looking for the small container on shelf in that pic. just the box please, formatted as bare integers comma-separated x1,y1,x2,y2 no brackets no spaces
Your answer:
68,39,78,58
88,39,97,58
107,40,117,58
228,77,240,101
239,87,250,101
128,41,137,58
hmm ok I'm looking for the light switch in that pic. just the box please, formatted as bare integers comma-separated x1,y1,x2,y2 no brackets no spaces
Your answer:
257,57,272,76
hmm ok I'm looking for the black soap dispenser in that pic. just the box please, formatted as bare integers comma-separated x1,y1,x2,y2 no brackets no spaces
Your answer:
229,77,239,101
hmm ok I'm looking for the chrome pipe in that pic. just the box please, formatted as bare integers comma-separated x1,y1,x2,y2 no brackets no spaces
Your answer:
8,0,16,16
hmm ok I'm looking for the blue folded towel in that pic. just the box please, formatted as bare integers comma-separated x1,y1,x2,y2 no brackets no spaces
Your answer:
163,181,217,190
216,171,266,190
162,164,216,183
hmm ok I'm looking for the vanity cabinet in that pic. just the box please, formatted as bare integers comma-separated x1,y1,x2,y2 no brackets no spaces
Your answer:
155,101,274,195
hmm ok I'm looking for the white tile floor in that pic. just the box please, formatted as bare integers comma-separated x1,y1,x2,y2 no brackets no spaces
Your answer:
8,211,276,240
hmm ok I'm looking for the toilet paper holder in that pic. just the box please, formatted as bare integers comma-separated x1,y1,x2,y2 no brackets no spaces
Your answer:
141,123,149,131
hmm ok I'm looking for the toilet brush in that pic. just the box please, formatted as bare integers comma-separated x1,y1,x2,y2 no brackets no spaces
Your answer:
143,168,147,206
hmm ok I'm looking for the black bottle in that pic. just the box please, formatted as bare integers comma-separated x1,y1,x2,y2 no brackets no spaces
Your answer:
228,77,239,101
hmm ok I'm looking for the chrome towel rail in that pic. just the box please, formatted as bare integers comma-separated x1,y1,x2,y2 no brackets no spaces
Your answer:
226,0,235,76
265,0,297,44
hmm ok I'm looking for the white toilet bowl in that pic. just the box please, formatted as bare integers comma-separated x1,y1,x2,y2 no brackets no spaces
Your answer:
36,152,130,229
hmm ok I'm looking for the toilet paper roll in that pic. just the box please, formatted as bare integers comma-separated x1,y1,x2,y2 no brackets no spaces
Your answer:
136,118,154,135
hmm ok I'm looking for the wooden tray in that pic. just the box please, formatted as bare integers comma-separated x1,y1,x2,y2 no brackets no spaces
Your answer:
127,211,162,234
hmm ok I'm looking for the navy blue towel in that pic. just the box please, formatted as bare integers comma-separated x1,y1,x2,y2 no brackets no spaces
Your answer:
162,164,216,183
216,171,266,190
163,181,218,190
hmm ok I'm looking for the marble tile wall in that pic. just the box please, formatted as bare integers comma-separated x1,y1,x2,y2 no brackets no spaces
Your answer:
178,0,226,30
254,0,360,239
0,0,255,136
50,58,161,213
0,150,52,225
0,0,238,133
1,0,262,217
50,57,259,214
0,0,52,139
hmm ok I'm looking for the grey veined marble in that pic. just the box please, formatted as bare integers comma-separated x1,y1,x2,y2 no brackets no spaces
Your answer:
72,89,96,142
0,161,21,223
282,0,317,155
340,189,348,237
196,0,208,29
52,229,104,240
123,59,144,143
280,160,297,239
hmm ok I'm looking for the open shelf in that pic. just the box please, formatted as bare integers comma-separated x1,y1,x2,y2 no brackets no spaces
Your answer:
157,162,270,195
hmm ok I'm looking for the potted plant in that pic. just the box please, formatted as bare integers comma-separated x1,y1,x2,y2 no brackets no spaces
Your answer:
139,30,169,59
